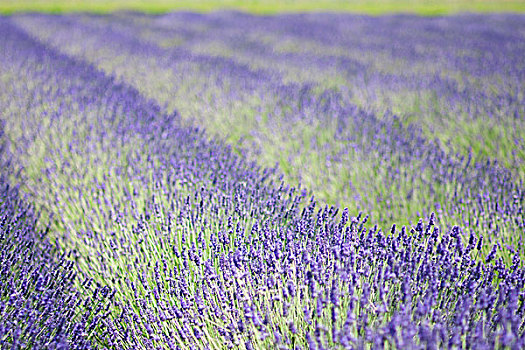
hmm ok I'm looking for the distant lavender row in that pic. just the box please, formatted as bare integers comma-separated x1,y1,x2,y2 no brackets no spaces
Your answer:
1,15,525,349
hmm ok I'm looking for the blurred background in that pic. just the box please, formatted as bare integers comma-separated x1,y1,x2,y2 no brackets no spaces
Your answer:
1,0,524,14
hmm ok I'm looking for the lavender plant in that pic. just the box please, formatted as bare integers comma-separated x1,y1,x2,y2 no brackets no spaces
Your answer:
0,13,524,350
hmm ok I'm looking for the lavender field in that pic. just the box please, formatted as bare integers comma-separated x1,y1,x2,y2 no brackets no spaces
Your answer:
1,12,525,349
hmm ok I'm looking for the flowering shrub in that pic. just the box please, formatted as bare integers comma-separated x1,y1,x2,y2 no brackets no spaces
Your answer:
0,13,524,349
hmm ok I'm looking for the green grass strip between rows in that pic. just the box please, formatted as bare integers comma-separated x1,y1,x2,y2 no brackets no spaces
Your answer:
1,0,525,15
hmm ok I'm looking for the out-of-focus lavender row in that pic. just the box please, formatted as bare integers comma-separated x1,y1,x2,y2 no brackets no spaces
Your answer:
1,14,525,349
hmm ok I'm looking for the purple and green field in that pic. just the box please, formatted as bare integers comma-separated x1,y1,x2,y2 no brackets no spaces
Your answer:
1,6,525,350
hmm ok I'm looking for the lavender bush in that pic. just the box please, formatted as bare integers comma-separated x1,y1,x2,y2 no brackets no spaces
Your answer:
0,13,524,349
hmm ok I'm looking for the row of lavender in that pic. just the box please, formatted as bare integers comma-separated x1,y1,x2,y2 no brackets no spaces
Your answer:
12,13,524,247
0,15,524,349
0,125,114,347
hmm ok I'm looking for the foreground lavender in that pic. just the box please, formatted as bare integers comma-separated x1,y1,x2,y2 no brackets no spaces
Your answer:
0,15,524,349
0,128,116,349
